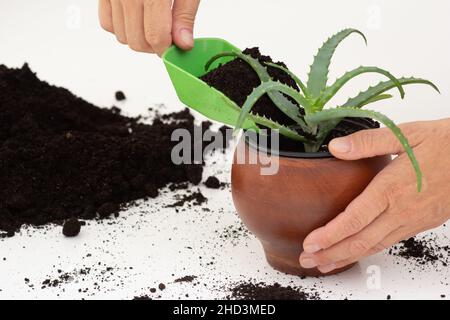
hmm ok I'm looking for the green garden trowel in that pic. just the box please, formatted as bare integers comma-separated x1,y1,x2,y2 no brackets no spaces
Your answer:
163,38,257,130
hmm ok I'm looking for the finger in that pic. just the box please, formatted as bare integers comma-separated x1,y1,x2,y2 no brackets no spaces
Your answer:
144,0,173,56
318,227,416,273
306,211,403,269
172,0,200,50
302,174,389,255
122,1,154,53
111,0,127,44
99,0,114,33
329,123,425,161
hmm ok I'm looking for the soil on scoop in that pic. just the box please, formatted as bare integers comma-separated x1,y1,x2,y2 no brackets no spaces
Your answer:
201,47,379,152
0,64,216,237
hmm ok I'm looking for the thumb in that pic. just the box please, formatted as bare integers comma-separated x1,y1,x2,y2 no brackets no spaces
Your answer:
172,0,200,50
329,125,420,160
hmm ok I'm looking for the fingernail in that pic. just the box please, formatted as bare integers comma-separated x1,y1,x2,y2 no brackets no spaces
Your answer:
330,138,351,153
303,244,321,254
300,258,317,269
179,28,194,48
318,263,336,274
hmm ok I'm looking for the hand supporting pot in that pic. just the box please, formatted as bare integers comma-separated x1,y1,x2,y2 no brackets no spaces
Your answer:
301,119,450,274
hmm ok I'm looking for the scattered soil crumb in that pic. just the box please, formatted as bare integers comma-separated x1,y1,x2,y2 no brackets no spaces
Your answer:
217,223,250,246
204,176,226,189
41,268,91,289
389,234,449,268
62,218,82,237
174,275,197,283
115,91,126,101
166,190,207,208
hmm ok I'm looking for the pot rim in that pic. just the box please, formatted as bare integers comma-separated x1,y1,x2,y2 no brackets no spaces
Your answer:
245,134,333,159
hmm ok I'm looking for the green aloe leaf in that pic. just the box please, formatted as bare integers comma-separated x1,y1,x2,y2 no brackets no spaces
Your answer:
219,95,307,142
307,29,367,99
360,94,393,107
316,93,395,146
236,81,313,132
264,62,309,97
318,77,439,145
318,66,405,107
341,77,440,108
305,107,422,192
205,52,310,131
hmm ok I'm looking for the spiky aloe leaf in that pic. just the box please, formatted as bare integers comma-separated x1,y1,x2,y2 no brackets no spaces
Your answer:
236,81,312,132
341,77,440,108
312,94,392,152
264,62,309,97
250,113,308,142
360,94,393,107
307,29,367,99
305,107,422,192
205,52,310,131
318,67,405,107
219,95,307,142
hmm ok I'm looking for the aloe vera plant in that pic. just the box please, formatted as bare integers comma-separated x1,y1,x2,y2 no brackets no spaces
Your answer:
205,28,439,191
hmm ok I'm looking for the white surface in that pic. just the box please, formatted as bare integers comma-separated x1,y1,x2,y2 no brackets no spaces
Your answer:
1,0,450,300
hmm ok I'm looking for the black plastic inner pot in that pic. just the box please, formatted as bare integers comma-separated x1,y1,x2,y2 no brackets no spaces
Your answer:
244,132,333,159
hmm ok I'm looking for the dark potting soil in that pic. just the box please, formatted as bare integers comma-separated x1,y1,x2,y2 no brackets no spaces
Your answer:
204,176,222,189
115,91,126,101
201,48,299,126
165,190,207,208
227,282,320,300
201,47,379,152
217,222,250,247
0,63,214,237
174,275,197,283
134,278,324,300
62,218,82,237
389,235,450,268
158,283,166,291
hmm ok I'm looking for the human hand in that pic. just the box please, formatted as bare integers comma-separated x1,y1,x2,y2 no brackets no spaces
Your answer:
98,0,200,56
299,119,450,274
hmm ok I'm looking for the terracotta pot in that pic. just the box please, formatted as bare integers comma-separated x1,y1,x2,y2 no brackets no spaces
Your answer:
231,136,391,277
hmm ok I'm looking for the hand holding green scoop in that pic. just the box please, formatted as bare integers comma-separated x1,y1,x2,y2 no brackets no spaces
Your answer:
162,38,258,130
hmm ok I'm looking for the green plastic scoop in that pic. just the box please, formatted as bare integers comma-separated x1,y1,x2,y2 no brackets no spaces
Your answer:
162,38,257,129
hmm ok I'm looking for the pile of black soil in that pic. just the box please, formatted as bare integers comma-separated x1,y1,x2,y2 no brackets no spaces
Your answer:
227,282,320,300
0,64,214,237
201,47,379,152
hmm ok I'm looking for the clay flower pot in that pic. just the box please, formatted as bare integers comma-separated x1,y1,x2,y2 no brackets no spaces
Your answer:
231,136,391,277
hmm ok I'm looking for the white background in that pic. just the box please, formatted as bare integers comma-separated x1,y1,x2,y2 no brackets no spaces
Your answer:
0,0,449,300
